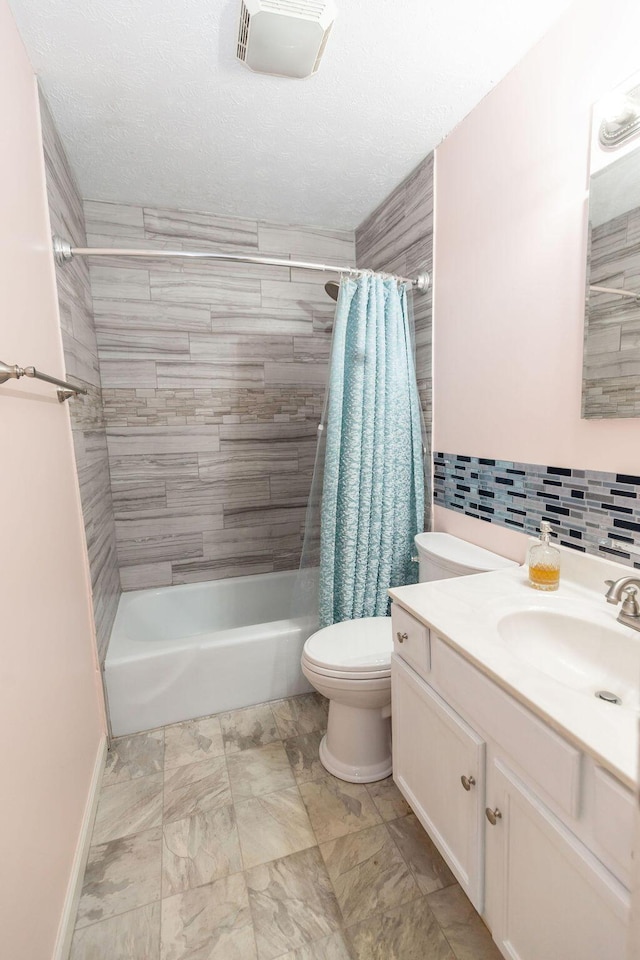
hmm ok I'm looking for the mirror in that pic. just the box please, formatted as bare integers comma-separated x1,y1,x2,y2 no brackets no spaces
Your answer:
582,77,640,419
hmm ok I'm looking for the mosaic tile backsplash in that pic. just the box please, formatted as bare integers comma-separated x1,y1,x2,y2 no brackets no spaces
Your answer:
434,453,640,570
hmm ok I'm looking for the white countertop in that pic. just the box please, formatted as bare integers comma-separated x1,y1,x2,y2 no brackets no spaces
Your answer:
390,560,640,790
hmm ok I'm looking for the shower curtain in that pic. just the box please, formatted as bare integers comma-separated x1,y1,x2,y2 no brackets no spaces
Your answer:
296,273,426,629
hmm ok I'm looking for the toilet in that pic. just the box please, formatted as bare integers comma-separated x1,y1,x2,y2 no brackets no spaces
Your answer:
301,532,518,782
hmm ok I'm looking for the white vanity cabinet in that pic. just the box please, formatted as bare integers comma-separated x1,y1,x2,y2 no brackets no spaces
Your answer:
390,601,632,960
392,657,485,909
484,758,629,960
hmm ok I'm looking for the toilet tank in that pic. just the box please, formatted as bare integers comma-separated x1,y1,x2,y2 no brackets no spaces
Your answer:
415,532,518,582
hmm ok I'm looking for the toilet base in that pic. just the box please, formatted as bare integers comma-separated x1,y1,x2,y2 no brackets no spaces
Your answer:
318,700,392,783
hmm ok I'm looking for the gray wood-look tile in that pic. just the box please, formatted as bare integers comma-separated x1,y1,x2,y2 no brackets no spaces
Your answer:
76,828,162,927
94,298,211,332
189,333,295,363
120,561,173,590
100,359,158,389
90,265,151,301
198,446,298,480
84,200,145,238
210,305,313,336
40,93,120,663
143,206,258,251
107,426,220,457
97,328,191,361
263,362,328,386
150,270,262,306
156,361,265,389
257,222,355,262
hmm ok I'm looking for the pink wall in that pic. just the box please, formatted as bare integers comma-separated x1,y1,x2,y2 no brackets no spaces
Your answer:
433,0,640,559
0,3,106,958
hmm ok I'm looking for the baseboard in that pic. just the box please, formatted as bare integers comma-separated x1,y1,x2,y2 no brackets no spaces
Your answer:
53,736,108,960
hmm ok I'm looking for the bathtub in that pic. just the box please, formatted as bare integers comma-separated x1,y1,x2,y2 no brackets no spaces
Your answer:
104,570,313,736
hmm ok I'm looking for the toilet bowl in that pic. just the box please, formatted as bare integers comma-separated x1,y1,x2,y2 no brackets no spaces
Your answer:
303,534,518,783
301,617,393,782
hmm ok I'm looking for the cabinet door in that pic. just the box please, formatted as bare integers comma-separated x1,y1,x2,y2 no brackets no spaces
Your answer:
485,758,629,960
392,655,485,910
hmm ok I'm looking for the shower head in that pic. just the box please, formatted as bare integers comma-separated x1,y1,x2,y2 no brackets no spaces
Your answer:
325,280,340,302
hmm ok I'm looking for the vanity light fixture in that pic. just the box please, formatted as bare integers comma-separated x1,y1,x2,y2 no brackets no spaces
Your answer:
598,82,640,147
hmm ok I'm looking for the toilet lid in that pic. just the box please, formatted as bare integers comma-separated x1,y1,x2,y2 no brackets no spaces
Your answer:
303,617,393,674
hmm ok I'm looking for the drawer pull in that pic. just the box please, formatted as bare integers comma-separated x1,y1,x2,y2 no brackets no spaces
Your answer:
485,807,502,826
461,775,476,791
396,632,408,644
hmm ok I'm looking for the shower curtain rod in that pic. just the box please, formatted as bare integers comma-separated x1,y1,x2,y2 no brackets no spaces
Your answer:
52,235,430,293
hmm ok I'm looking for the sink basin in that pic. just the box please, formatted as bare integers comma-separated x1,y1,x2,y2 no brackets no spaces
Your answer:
496,607,640,707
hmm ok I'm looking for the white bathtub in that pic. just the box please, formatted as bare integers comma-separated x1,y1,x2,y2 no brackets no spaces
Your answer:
105,570,313,736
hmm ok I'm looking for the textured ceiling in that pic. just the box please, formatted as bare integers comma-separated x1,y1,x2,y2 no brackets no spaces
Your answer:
10,0,572,230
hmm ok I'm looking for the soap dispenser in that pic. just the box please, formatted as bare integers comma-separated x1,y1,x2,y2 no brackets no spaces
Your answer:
528,521,560,591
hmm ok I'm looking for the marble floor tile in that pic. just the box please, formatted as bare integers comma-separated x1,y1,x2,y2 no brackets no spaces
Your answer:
271,694,328,739
164,715,224,769
227,742,296,800
220,703,280,754
387,814,456,895
163,756,231,823
70,901,161,960
346,897,455,960
366,777,411,822
103,730,164,786
92,773,163,845
319,823,420,926
162,805,242,897
161,873,257,960
277,930,352,960
235,786,317,869
76,828,162,928
283,732,325,784
298,775,381,844
246,847,342,960
427,884,502,960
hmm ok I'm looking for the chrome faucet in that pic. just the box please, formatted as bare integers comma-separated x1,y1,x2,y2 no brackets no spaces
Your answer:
604,577,640,632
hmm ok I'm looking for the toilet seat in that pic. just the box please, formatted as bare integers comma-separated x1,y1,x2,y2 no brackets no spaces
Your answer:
302,617,393,680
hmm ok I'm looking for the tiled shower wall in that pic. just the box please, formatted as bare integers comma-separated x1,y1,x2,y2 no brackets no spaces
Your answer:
84,200,354,589
355,153,434,523
40,93,120,661
582,205,640,418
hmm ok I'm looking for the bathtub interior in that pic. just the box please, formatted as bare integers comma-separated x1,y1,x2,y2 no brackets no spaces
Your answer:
113,569,304,645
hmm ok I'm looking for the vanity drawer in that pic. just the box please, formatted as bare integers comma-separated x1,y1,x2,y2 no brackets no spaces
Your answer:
391,604,430,677
432,637,582,818
593,767,635,887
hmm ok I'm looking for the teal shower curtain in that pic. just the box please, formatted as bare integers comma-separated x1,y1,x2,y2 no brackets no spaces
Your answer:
318,274,425,627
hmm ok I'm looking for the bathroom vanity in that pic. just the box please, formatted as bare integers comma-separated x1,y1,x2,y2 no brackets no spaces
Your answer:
390,548,638,960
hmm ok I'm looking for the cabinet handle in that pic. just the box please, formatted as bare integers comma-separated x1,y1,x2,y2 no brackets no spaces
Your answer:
396,632,408,644
460,775,476,791
485,807,502,826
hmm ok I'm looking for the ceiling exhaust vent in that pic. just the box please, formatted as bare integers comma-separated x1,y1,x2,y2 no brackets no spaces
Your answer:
236,0,337,80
